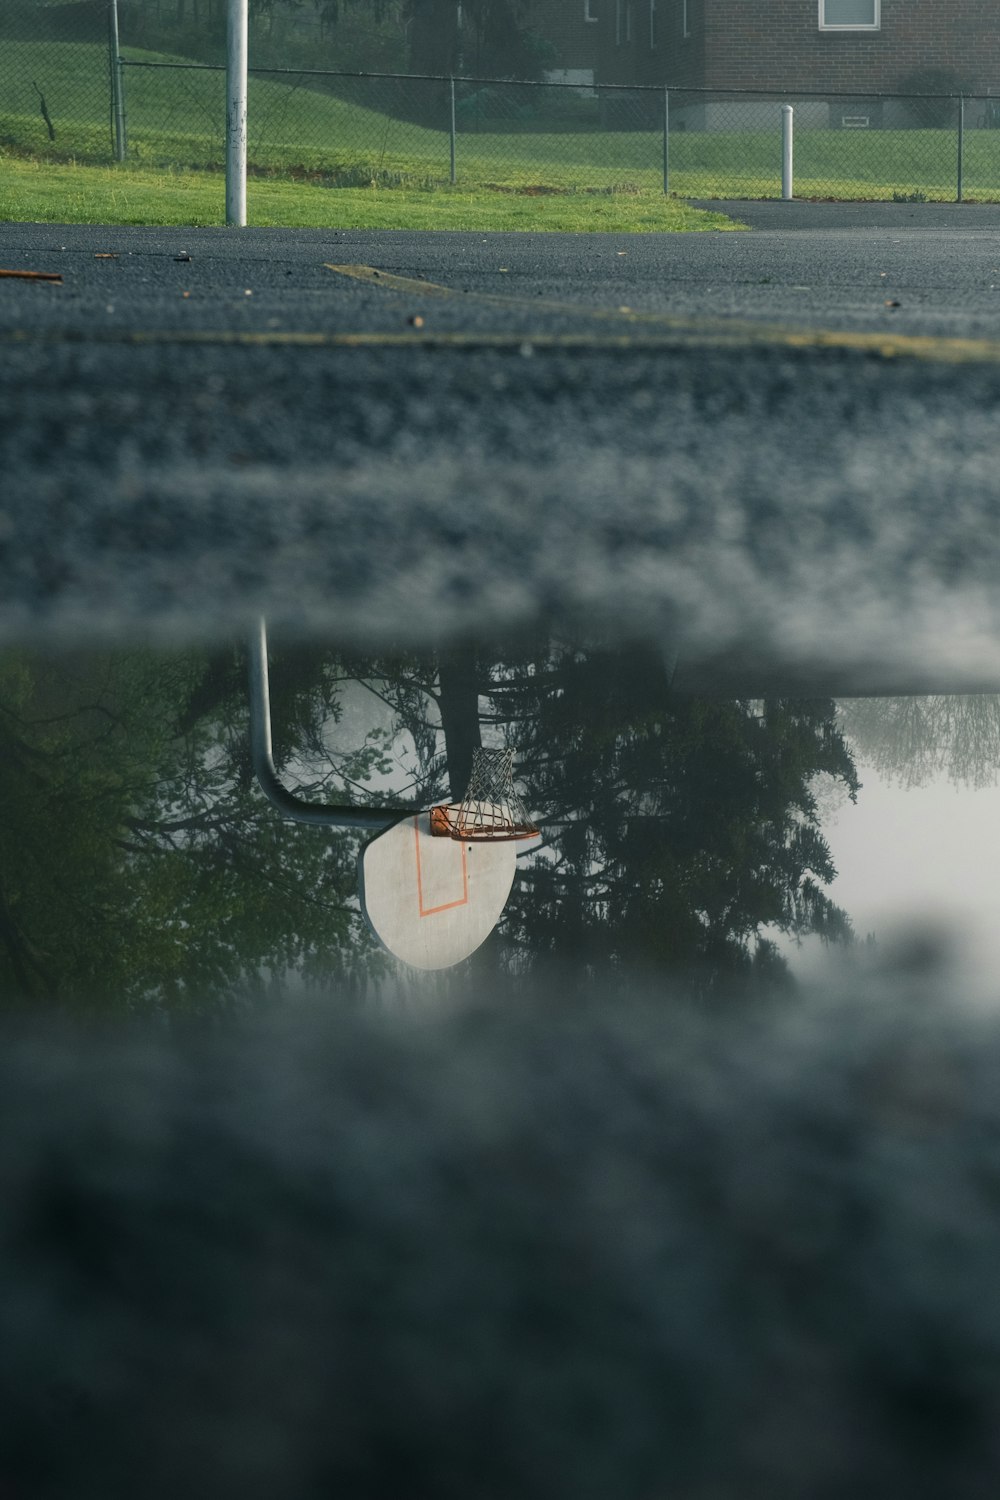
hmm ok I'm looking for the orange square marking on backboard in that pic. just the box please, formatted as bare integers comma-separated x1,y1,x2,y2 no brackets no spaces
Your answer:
414,820,469,917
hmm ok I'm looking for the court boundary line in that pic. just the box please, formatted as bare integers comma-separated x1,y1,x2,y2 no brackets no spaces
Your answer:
321,261,1000,364
4,324,1000,363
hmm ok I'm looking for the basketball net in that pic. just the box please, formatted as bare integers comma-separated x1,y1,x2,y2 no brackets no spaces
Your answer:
429,747,538,842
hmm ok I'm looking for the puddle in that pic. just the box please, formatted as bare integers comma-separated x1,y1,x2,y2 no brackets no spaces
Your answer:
3,624,996,1011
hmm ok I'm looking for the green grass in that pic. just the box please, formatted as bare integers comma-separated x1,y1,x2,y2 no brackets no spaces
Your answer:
5,36,1000,204
0,155,741,231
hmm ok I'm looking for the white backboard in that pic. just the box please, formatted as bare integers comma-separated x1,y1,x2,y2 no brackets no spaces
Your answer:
359,811,518,970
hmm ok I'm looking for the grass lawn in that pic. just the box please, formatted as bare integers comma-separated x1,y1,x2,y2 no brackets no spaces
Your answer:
5,37,1000,203
0,155,742,231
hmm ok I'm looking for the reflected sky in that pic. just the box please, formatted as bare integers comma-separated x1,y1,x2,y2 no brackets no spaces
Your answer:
824,761,1000,971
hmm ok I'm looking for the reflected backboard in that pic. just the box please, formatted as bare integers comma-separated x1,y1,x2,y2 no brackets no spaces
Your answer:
359,811,517,969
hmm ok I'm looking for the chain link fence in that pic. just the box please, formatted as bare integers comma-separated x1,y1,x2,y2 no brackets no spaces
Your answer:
5,4,1000,203
118,69,1000,202
1,0,120,161
667,89,1000,203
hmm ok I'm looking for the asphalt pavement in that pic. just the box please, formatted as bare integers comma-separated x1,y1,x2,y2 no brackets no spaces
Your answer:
3,209,1000,689
5,205,1000,337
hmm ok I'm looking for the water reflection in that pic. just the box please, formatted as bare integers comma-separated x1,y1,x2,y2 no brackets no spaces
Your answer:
0,636,897,1010
0,648,372,1010
839,695,1000,789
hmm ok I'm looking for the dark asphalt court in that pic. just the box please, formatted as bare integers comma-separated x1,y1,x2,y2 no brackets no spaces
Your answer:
2,202,1000,687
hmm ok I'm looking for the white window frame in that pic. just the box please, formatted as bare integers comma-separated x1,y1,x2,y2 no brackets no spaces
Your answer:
818,0,880,31
584,0,599,23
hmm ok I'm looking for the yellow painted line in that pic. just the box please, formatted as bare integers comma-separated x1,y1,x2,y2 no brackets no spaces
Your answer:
0,328,783,353
0,327,744,349
325,260,701,325
322,262,1000,364
3,324,1000,364
325,264,467,299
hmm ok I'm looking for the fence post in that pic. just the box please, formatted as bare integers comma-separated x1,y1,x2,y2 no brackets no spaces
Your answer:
226,0,248,226
108,0,127,161
957,95,965,202
449,77,457,185
781,104,793,200
662,87,670,195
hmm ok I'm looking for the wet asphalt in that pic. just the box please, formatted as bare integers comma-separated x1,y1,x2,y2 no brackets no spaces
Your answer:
2,205,1000,687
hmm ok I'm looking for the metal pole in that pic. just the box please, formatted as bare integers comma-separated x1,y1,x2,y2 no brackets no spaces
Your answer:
781,103,793,201
662,86,669,195
226,0,248,226
449,76,457,185
108,0,126,162
957,95,965,203
248,620,405,831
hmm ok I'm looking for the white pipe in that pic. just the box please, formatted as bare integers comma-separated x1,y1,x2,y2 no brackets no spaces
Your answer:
781,104,793,201
226,0,248,227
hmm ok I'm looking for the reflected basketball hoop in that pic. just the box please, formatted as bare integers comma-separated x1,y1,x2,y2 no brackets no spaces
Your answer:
429,748,538,842
360,751,537,969
249,623,539,971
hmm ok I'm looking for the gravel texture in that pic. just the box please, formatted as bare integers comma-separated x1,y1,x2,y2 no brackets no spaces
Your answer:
3,217,1000,687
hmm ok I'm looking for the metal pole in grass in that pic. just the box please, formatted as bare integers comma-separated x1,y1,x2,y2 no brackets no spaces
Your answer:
226,0,248,226
449,77,457,185
663,87,670,195
781,104,794,200
957,95,965,202
108,0,127,162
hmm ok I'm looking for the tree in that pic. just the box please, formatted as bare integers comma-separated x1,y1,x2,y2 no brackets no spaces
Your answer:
404,0,549,78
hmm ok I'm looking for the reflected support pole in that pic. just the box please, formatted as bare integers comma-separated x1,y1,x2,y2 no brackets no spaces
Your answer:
781,104,794,201
226,0,248,227
248,620,406,831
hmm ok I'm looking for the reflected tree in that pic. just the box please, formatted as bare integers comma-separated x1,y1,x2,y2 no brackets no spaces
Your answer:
0,639,862,1012
332,640,860,991
498,644,857,988
839,696,1000,789
0,648,390,1014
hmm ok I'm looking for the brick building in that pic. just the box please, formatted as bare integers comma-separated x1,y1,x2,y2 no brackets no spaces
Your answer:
571,0,1000,99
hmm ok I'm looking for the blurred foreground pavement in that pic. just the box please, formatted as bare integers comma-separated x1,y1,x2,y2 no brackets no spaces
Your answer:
3,972,1000,1500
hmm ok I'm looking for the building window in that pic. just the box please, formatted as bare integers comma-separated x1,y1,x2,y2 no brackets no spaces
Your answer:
584,0,599,22
819,0,879,30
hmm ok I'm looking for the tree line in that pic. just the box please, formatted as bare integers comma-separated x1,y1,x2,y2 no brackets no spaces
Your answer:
109,0,555,81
